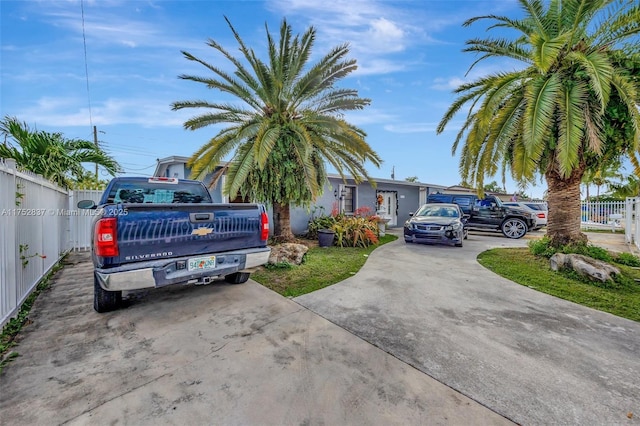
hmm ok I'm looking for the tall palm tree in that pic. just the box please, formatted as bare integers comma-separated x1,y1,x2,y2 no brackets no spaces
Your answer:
0,116,121,188
437,0,640,246
172,18,381,240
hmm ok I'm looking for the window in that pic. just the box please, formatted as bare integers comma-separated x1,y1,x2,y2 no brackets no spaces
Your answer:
343,186,355,214
107,181,212,204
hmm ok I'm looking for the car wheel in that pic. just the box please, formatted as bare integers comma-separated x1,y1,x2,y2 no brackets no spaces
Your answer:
225,272,250,284
455,241,463,247
94,273,122,313
501,218,527,239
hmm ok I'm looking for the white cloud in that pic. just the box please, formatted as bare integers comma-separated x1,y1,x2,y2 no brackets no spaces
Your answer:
384,120,465,134
14,96,189,128
267,0,447,76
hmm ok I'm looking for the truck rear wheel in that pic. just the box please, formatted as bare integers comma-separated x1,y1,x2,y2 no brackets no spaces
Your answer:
94,273,122,313
225,272,250,284
501,218,527,239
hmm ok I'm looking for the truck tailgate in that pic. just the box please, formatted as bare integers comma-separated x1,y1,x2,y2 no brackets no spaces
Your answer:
111,204,265,265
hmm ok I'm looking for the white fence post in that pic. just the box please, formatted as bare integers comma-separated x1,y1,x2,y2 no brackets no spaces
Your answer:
625,198,633,244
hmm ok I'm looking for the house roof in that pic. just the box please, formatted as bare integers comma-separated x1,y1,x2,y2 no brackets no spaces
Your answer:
327,173,446,190
153,156,447,190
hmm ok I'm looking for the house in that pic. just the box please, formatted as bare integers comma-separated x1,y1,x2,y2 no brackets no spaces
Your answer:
153,156,446,235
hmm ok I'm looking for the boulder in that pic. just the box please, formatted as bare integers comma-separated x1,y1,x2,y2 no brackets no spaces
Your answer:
268,243,308,265
550,253,620,282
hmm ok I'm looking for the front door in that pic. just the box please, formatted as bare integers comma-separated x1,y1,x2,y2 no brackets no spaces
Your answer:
378,191,397,226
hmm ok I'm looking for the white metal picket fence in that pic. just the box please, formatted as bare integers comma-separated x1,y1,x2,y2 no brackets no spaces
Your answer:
0,158,102,327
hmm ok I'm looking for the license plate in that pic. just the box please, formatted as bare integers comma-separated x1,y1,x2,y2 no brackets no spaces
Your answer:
188,255,216,271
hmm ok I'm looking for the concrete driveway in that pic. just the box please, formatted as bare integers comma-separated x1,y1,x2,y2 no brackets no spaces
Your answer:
0,252,511,425
295,231,640,425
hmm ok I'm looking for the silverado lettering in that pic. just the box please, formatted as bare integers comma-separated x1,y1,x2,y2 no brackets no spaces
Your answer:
78,177,271,313
125,252,174,261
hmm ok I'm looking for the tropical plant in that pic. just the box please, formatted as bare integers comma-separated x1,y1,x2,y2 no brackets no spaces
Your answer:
582,159,623,201
331,216,379,248
483,180,505,193
172,18,381,241
307,214,339,239
610,173,640,198
0,116,121,188
72,169,110,190
437,0,640,247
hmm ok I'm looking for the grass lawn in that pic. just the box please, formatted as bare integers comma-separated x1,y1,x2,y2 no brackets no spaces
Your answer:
253,234,397,297
478,248,640,322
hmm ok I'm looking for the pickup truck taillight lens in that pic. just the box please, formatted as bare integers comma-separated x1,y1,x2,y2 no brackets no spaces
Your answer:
260,212,269,241
95,218,119,257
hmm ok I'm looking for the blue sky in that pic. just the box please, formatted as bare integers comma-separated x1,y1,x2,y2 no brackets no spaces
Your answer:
1,0,551,198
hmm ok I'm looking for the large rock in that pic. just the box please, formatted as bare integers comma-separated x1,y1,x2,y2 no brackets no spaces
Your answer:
268,243,309,265
549,253,620,282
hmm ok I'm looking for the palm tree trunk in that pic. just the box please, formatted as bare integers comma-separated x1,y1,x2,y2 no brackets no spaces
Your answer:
545,165,588,247
272,201,295,242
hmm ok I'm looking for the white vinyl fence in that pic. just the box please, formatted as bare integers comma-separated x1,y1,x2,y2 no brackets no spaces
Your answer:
580,200,626,231
0,158,102,327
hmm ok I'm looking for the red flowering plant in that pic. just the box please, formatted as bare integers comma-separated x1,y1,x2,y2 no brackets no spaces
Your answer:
353,206,373,218
354,205,383,224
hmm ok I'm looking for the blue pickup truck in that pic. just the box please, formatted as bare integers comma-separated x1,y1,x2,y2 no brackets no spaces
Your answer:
78,177,271,312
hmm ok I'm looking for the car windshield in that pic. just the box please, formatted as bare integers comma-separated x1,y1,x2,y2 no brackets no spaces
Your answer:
417,206,459,218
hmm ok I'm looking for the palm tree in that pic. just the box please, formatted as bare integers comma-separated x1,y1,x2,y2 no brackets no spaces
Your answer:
172,18,381,241
0,116,121,188
582,160,623,201
610,174,640,198
437,0,640,246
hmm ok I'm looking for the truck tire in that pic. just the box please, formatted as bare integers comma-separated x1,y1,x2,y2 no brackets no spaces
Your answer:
225,272,250,284
94,273,122,313
501,218,527,239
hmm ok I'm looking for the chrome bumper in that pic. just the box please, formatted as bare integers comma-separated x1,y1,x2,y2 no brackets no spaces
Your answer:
96,247,271,291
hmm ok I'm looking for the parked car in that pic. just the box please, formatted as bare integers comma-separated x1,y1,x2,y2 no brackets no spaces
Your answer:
427,193,536,239
503,202,547,230
404,203,468,247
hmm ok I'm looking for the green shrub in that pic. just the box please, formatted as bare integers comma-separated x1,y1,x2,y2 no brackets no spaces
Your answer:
614,252,640,267
528,236,614,263
332,216,379,248
528,237,557,258
307,215,338,239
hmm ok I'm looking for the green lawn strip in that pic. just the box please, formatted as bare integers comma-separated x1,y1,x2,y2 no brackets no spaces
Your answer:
477,248,640,322
253,234,398,297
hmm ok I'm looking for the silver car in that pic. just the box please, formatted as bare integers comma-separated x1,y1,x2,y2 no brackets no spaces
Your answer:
404,203,468,247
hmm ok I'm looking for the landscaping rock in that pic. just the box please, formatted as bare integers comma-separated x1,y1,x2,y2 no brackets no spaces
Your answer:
549,253,620,282
268,243,308,265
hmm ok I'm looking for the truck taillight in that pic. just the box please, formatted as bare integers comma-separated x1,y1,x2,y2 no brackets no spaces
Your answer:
95,218,119,257
537,213,546,219
260,212,269,241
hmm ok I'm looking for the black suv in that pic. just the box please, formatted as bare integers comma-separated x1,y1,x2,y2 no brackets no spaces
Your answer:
426,193,536,239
